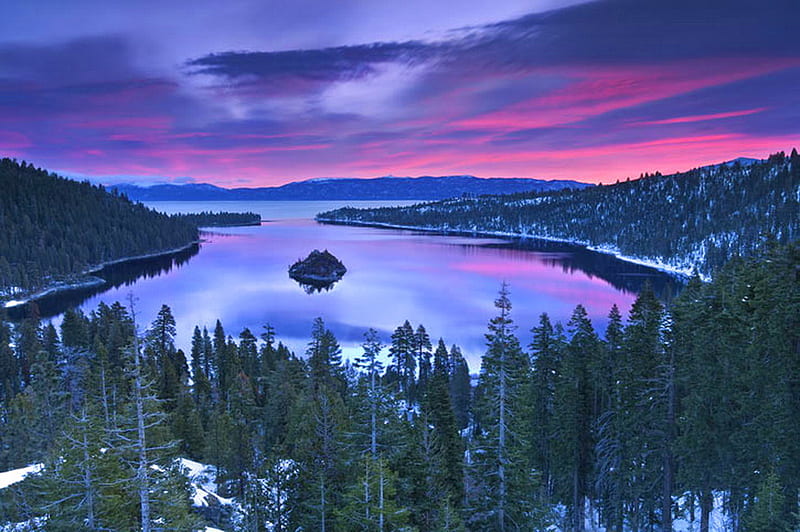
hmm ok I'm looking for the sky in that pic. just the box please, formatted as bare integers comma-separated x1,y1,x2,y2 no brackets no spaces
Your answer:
1,0,799,186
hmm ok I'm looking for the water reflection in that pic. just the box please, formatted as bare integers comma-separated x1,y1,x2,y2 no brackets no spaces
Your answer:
6,243,200,320
483,238,679,301
291,278,341,294
14,202,685,368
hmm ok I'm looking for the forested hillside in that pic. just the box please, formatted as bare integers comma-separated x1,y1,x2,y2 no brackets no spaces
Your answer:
175,211,261,227
319,151,800,275
1,242,797,531
0,158,198,294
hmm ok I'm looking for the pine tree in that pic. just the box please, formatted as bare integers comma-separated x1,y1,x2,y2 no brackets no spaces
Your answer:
427,338,464,506
448,344,471,431
289,320,350,531
32,404,128,530
619,285,666,529
414,325,433,400
390,320,416,412
212,319,226,395
288,390,348,532
190,325,206,384
111,299,197,531
355,329,384,459
594,304,626,532
745,470,790,532
561,305,600,530
307,317,344,396
473,283,533,531
15,314,42,388
337,456,408,531
242,456,298,532
60,307,91,350
0,319,17,404
527,312,564,505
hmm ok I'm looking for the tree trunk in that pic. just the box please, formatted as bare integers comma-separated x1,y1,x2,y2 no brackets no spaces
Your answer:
662,348,676,532
320,473,326,532
574,466,585,532
699,490,712,532
128,298,152,532
100,365,110,428
498,362,506,532
364,459,370,522
379,463,385,532
370,369,377,456
81,413,95,530
132,324,151,532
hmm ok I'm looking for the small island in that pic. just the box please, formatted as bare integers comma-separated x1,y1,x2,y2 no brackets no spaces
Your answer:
288,249,347,292
175,211,262,227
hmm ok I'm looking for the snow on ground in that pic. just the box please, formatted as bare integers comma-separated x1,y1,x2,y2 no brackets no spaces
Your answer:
673,493,728,532
0,516,47,531
541,493,728,531
1,460,730,531
0,464,43,490
178,458,234,507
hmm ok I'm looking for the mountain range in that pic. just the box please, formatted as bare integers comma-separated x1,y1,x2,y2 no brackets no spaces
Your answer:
111,175,591,201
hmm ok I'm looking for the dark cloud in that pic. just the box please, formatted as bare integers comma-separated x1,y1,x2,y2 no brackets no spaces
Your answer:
187,0,800,89
474,0,799,67
186,41,440,84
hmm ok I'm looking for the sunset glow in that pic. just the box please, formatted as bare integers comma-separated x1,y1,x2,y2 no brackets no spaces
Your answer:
1,0,798,185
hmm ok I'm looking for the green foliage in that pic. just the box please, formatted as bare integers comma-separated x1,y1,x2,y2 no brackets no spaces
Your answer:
745,470,790,532
0,241,798,530
319,152,800,275
0,158,198,293
472,283,538,530
174,211,261,227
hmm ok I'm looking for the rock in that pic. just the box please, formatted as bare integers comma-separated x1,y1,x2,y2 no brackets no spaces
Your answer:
288,249,347,290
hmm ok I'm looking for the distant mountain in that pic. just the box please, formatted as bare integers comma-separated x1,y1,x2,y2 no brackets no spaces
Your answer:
318,152,800,276
112,175,591,202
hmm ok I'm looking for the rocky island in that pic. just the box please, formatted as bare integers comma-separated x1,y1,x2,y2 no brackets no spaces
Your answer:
288,249,347,292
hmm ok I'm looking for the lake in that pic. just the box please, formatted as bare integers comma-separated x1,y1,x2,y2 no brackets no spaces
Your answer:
39,201,681,370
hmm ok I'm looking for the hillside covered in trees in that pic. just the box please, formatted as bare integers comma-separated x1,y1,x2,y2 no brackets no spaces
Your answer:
0,242,797,531
318,151,800,276
0,158,198,295
175,211,261,227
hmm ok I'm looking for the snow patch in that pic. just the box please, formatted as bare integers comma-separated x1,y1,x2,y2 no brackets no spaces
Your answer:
178,458,234,507
0,464,43,490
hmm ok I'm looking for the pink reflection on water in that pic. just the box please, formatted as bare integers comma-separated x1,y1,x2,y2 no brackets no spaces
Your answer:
74,206,668,370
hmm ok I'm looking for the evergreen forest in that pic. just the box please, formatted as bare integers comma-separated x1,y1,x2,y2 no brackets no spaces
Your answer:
0,241,797,531
175,212,262,228
0,158,198,295
318,151,800,276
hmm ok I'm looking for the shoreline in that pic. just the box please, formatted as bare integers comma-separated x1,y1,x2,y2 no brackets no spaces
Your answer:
2,240,200,310
316,218,699,281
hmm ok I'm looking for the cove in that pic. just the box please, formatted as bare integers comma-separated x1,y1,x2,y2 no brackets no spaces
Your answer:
31,201,681,369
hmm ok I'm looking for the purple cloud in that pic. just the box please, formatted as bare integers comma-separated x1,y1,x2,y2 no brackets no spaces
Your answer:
0,0,798,184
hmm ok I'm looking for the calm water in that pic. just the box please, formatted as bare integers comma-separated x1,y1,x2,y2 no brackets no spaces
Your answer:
37,201,680,369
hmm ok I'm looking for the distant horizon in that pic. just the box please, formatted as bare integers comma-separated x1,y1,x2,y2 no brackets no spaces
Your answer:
100,172,593,188
57,152,774,189
2,0,799,186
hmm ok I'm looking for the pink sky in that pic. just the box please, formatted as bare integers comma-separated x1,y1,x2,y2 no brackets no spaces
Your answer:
1,0,798,186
